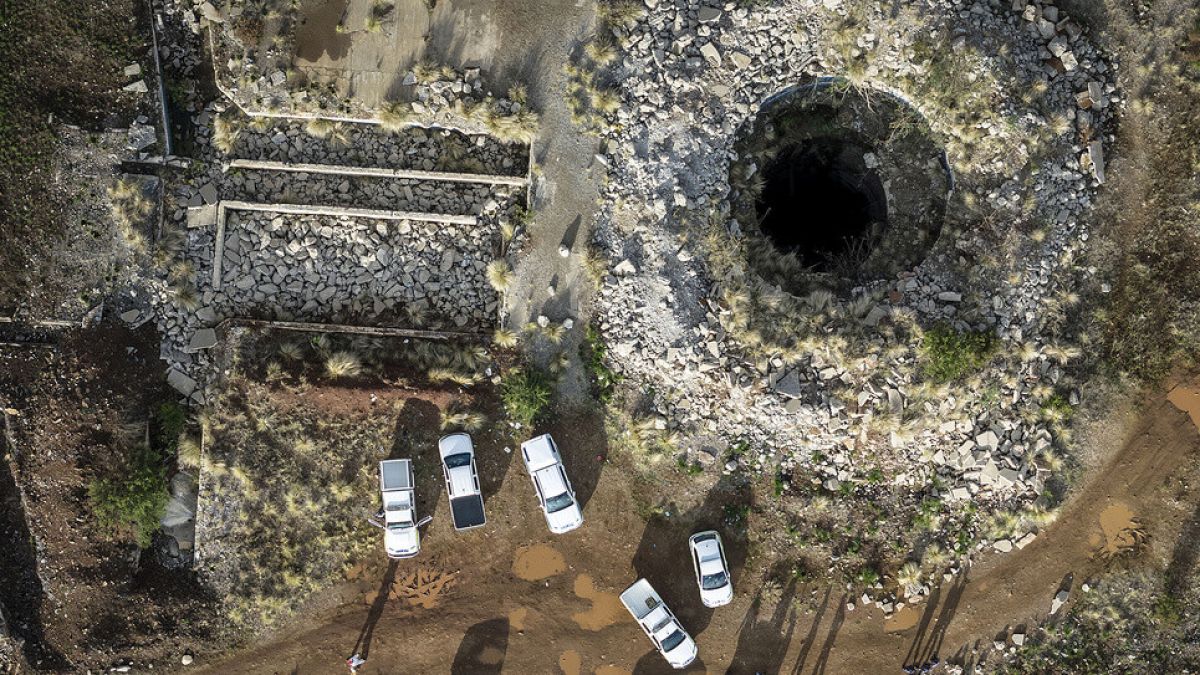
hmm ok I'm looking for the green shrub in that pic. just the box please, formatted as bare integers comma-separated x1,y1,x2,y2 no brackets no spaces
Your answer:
88,445,169,548
500,367,553,428
580,324,621,404
154,401,186,452
921,324,996,382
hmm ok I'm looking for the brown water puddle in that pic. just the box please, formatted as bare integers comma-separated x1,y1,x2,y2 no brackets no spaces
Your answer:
294,0,352,64
512,543,567,581
1168,384,1200,431
559,649,582,675
508,607,528,632
571,575,628,631
1094,501,1144,558
884,604,921,633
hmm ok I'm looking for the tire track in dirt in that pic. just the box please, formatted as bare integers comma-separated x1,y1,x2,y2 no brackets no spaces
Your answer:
782,386,1200,672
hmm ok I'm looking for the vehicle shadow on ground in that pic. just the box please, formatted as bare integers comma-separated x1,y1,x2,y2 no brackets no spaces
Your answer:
633,653,709,674
539,410,608,511
902,571,970,669
389,398,445,526
450,617,510,674
352,560,398,660
725,572,800,674
631,475,753,639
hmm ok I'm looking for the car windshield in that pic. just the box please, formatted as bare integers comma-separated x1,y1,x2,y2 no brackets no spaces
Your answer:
444,452,471,469
546,492,575,513
661,630,687,653
387,523,411,532
701,571,728,590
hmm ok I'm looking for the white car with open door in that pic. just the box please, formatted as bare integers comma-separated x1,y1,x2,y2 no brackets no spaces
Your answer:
619,578,698,669
520,434,583,534
378,459,431,558
438,433,486,531
688,530,733,607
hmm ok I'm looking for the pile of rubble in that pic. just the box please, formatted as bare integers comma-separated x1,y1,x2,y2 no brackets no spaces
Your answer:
216,211,499,328
588,0,1114,555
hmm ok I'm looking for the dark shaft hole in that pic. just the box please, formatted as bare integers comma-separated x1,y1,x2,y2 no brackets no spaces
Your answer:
757,139,887,272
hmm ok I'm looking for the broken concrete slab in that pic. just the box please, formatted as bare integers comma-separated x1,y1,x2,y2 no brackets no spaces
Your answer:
167,368,198,397
187,328,218,351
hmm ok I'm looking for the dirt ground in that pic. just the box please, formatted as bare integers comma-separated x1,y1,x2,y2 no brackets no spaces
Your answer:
187,376,1200,674
0,325,218,671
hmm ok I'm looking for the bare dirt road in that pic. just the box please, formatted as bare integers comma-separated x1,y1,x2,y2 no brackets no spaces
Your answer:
194,381,1200,675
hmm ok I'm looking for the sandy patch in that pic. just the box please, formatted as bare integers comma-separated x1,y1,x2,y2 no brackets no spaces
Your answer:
594,666,632,675
513,543,567,581
559,649,582,675
571,575,627,631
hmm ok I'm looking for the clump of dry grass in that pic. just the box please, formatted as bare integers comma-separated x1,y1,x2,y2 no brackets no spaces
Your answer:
493,327,519,348
213,114,242,153
325,351,363,378
108,178,153,253
378,101,411,133
486,259,515,292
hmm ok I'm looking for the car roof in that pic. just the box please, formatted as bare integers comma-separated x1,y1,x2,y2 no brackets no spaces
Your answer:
521,434,559,470
439,433,473,459
534,465,568,496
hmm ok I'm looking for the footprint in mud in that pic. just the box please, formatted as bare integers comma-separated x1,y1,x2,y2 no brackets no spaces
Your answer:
376,567,456,609
559,649,582,675
513,543,567,581
571,575,628,631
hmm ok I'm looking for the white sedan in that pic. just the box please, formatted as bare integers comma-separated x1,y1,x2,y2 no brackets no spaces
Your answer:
520,434,584,534
689,530,733,607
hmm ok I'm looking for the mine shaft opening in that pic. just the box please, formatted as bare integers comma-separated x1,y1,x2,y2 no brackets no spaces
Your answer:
756,137,888,273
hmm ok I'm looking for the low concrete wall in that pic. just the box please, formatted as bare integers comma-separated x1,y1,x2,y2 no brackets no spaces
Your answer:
226,158,528,187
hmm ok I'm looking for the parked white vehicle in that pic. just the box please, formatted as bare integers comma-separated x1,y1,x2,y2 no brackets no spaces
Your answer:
378,459,431,559
439,433,486,530
619,578,698,669
520,434,583,534
688,530,733,607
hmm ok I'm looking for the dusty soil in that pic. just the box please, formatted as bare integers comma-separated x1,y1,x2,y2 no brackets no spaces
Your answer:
0,325,218,671
184,377,1200,675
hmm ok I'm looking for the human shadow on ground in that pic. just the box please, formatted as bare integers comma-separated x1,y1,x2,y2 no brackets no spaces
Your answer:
388,398,445,526
903,571,970,669
725,571,800,674
450,617,510,674
810,596,847,675
1165,490,1200,598
788,585,834,674
536,409,609,511
352,560,398,660
632,475,753,639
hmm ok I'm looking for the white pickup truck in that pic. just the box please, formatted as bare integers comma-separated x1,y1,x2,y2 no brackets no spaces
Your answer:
439,433,486,531
378,459,430,558
619,578,698,669
520,434,583,534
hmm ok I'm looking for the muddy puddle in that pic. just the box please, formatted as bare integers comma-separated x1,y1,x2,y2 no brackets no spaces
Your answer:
508,607,528,631
559,649,582,675
294,0,352,63
1168,384,1200,431
884,604,921,633
512,543,566,581
571,575,627,631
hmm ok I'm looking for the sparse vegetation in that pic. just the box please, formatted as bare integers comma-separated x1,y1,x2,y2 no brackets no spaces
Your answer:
921,324,997,383
324,351,363,379
500,367,553,428
580,324,621,404
89,444,169,548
